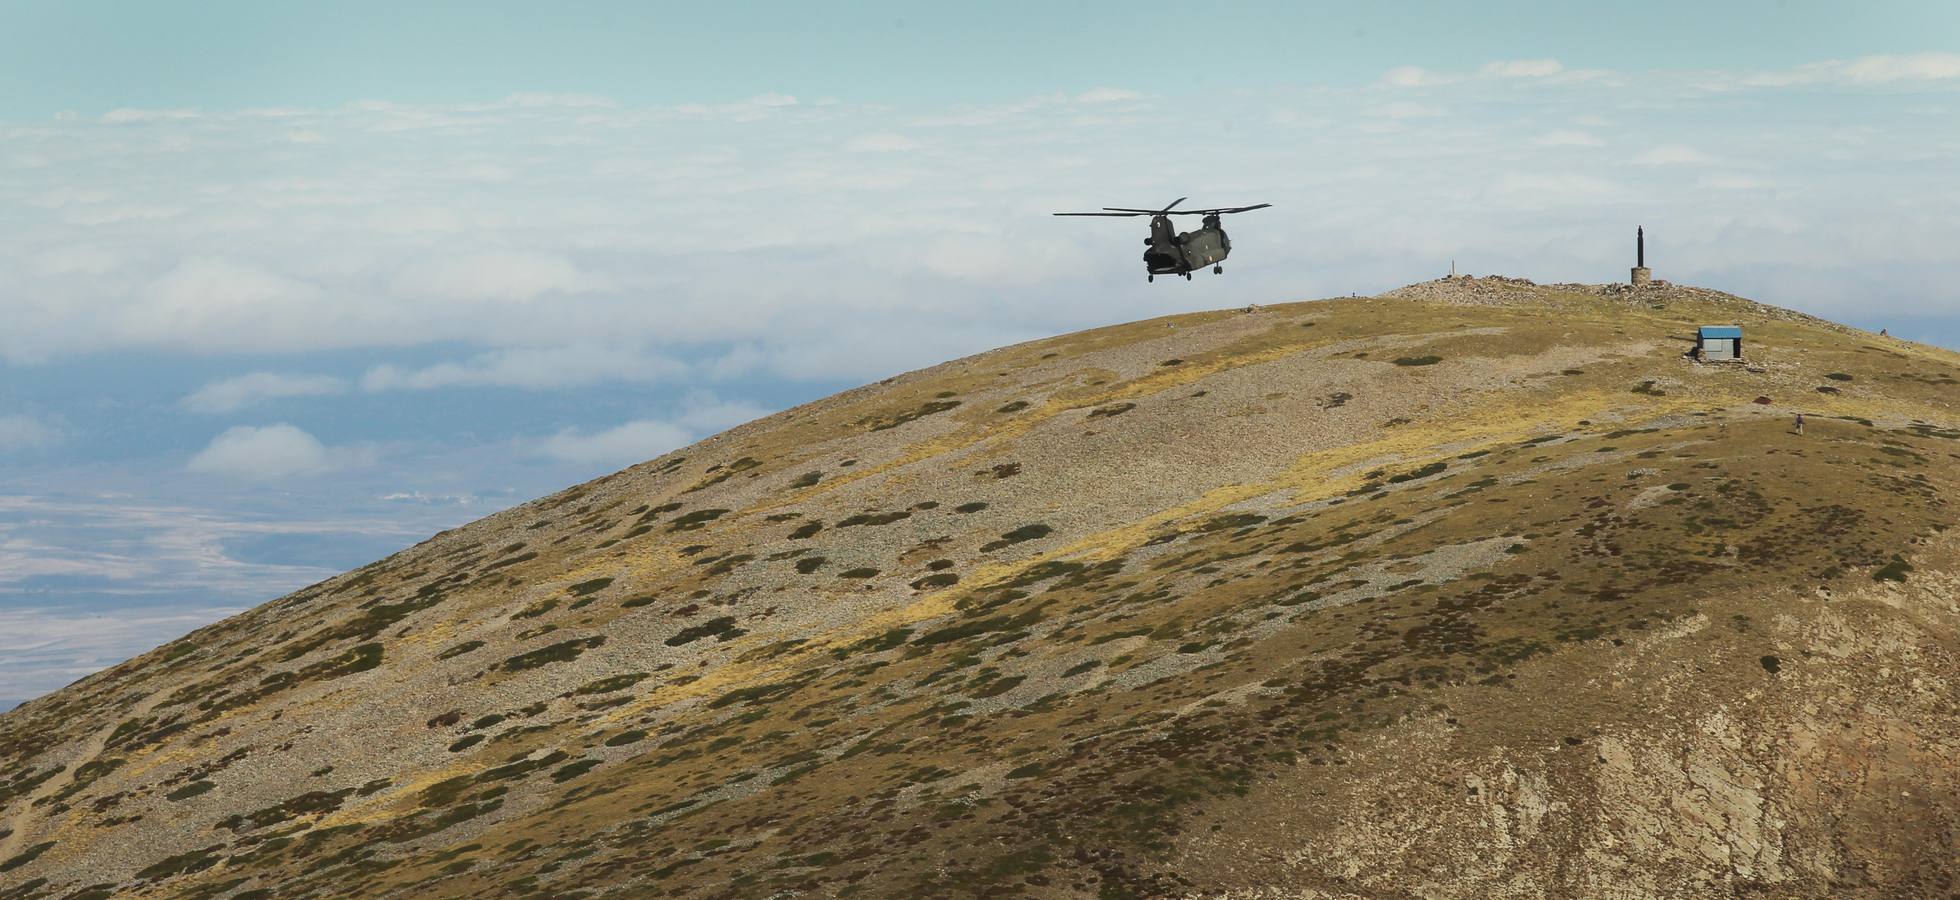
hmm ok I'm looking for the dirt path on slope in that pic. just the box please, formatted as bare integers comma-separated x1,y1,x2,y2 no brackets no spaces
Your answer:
0,690,168,862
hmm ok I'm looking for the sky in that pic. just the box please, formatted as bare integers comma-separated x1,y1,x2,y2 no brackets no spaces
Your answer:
2,1,1957,707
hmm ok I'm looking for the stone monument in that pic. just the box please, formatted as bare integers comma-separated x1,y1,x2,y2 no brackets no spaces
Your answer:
1630,226,1652,287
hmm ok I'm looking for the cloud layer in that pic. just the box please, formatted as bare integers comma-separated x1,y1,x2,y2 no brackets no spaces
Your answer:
0,488,474,701
4,59,1955,382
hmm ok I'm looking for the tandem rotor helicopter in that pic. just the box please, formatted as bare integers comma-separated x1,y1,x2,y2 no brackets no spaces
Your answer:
1054,197,1271,282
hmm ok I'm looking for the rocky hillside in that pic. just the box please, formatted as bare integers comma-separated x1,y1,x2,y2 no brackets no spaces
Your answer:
3,278,1958,898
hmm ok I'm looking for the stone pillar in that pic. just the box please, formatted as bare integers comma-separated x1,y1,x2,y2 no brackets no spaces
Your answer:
1630,266,1652,287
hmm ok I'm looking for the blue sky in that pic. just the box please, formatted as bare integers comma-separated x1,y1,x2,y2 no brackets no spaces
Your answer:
2,2,1957,706
6,1,1959,115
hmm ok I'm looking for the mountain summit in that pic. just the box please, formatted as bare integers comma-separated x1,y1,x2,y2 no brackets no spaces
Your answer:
4,278,1957,897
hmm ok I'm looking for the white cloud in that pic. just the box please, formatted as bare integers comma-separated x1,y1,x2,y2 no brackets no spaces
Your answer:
1697,173,1770,190
99,107,201,123
535,419,694,465
672,394,770,432
187,424,369,480
1634,143,1715,165
368,206,468,234
361,346,685,391
1835,53,1960,83
910,89,1132,127
1379,66,1456,88
1366,102,1446,119
182,372,347,413
119,257,324,342
389,252,608,301
673,92,800,121
500,91,618,108
1743,52,1960,87
1075,87,1141,104
1481,59,1564,78
1483,173,1629,207
378,491,480,505
847,133,923,152
1533,129,1603,147
760,321,1037,382
0,414,64,451
529,393,768,466
1384,59,1566,87
706,344,766,380
60,205,182,225
449,161,516,182
36,245,128,276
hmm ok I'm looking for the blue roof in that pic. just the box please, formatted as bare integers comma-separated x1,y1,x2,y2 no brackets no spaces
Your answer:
1698,325,1742,339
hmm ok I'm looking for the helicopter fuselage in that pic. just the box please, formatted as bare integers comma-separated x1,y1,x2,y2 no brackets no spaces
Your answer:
1144,214,1230,277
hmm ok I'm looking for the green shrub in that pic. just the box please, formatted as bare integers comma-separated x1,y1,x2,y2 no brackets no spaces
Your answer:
666,617,744,647
567,577,614,596
572,673,649,695
604,729,647,747
166,781,216,801
981,523,1051,551
667,510,729,532
510,598,558,620
500,636,605,672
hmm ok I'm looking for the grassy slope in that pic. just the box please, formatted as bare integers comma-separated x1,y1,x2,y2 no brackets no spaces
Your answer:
1,280,1957,898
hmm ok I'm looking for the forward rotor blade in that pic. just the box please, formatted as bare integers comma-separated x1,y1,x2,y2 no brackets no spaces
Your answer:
1100,197,1188,214
1063,200,1269,216
1161,203,1274,215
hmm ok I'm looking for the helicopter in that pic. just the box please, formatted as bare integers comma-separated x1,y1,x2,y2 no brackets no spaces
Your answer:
1055,197,1271,282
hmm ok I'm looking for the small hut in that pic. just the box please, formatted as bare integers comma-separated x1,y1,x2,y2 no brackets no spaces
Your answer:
1696,325,1743,361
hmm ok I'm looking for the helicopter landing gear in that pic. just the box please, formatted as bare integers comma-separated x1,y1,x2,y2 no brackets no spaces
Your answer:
1183,271,1192,281
1213,265,1223,275
1147,274,1154,283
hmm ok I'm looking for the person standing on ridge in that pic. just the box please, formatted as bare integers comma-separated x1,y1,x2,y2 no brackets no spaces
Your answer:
1795,413,1805,435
